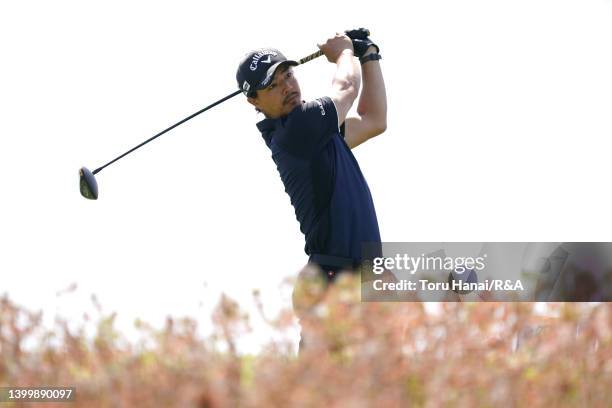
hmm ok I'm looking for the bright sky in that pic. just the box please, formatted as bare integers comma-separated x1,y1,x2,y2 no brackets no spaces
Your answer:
1,0,611,353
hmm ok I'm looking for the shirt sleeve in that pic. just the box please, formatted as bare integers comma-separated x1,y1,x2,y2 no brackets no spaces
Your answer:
275,96,339,158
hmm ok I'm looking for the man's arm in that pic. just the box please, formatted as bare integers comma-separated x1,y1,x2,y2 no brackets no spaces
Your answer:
318,34,361,126
345,46,387,149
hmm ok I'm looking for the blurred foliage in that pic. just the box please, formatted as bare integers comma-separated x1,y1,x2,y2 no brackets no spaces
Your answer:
0,275,611,407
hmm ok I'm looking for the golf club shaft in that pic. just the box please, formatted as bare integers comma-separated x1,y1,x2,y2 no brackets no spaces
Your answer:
92,49,324,175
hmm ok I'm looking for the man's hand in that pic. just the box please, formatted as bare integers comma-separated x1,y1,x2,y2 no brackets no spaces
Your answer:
317,33,354,63
345,27,380,58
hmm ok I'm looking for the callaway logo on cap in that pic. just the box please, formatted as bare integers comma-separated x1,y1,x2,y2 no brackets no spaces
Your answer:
236,48,298,97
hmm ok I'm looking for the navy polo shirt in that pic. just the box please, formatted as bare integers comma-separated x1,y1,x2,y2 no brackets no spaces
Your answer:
257,96,381,264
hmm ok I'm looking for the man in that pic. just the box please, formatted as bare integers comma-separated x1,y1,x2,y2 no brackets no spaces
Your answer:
237,30,387,351
235,30,387,286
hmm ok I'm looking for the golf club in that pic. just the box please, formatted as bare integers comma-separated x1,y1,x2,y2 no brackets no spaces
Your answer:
79,49,324,200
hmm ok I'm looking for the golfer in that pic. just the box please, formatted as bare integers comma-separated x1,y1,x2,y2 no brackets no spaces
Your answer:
236,30,387,351
236,30,386,283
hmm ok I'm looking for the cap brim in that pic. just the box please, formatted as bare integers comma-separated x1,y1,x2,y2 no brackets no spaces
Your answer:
257,60,299,90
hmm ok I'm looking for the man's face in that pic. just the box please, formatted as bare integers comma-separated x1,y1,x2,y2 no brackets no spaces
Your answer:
248,66,301,119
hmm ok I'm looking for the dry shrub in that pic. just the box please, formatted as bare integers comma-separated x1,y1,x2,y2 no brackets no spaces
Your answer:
0,275,610,408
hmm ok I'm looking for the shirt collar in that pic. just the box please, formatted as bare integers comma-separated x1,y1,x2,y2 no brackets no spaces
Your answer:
256,117,278,133
256,117,278,147
255,102,305,146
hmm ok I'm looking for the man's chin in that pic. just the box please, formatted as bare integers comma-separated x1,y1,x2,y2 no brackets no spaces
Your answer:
286,97,301,110
274,98,302,118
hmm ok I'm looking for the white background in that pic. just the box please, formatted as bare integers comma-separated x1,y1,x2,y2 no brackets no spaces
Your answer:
1,0,611,352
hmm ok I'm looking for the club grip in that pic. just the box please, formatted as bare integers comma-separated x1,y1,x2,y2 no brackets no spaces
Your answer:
298,50,324,65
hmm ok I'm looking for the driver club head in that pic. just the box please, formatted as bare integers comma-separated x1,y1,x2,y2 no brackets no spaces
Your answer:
79,167,98,200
